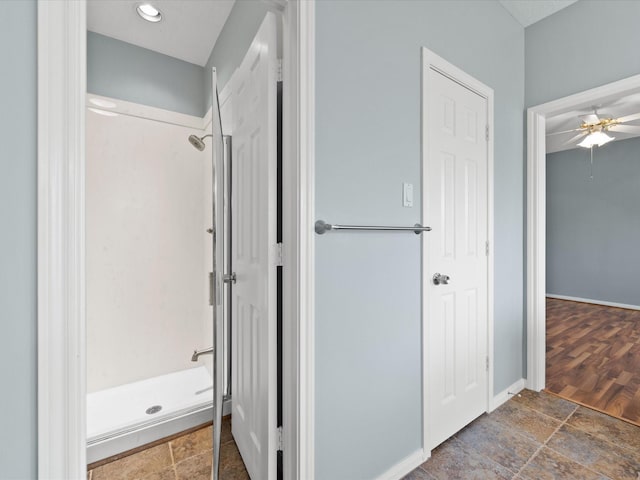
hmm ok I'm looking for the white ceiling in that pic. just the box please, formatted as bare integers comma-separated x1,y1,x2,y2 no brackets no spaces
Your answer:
546,91,640,153
88,0,578,65
498,0,578,27
87,0,236,66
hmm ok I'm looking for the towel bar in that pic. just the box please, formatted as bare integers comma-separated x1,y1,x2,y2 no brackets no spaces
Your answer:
315,220,431,235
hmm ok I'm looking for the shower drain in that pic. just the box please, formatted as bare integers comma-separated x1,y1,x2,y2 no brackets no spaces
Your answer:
146,405,162,415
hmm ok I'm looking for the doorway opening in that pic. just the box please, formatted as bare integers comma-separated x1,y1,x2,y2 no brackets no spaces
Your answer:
526,73,640,427
534,84,640,426
83,8,281,479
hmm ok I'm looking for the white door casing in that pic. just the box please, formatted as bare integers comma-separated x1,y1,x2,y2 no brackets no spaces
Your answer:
422,50,492,450
231,13,278,480
526,73,640,392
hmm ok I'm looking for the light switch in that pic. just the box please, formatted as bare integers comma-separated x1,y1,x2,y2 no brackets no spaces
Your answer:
403,183,413,207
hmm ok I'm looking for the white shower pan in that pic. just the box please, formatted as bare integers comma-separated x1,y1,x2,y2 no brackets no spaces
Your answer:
87,366,213,464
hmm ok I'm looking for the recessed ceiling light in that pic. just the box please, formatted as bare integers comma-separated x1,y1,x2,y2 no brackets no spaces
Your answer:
136,3,162,23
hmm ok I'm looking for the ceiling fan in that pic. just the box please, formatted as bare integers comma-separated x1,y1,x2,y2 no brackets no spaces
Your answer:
548,108,640,148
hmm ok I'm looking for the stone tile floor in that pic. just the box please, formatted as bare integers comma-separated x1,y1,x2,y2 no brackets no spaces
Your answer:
87,416,248,480
403,389,640,480
88,390,640,480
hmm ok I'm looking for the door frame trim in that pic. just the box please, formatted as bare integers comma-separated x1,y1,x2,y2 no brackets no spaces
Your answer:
36,1,316,478
421,47,495,453
282,1,316,478
37,1,87,477
525,73,640,392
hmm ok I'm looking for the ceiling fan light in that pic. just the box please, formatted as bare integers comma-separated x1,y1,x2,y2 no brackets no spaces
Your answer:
577,131,615,148
577,135,596,148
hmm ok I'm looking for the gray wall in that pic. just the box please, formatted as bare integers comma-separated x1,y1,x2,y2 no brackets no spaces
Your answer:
88,32,206,117
0,1,38,478
9,1,640,478
204,0,270,103
547,138,640,306
315,1,524,478
525,0,640,107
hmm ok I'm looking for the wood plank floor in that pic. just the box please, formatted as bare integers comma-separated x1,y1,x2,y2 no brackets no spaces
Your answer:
546,297,640,426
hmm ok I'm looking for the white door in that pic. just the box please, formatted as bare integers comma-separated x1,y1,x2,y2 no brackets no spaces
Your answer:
230,13,278,480
424,65,489,449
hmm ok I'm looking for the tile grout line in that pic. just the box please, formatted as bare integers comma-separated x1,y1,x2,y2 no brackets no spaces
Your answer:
511,397,579,425
547,411,631,479
90,425,225,480
566,406,640,455
512,403,616,480
539,441,615,480
414,393,633,480
452,398,582,479
452,427,520,478
512,403,579,479
474,398,573,468
168,440,179,480
454,436,520,478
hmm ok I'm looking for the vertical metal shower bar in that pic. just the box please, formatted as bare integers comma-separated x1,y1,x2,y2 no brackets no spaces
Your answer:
223,135,232,400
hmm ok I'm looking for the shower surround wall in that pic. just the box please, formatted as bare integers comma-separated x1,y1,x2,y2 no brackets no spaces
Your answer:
83,3,272,408
86,107,210,392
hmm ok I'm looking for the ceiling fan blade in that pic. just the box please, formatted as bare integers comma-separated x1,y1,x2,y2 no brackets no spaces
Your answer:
608,124,640,134
580,113,600,124
615,111,640,123
562,131,588,145
546,127,583,136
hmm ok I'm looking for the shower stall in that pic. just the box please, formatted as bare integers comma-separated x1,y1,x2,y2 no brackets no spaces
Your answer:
85,82,229,469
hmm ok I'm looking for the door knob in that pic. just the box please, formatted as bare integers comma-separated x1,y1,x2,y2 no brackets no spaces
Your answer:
433,273,450,285
223,273,237,284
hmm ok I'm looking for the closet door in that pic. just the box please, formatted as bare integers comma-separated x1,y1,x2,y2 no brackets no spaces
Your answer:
424,66,490,449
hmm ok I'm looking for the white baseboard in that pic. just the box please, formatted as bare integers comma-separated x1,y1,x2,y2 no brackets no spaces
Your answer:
375,379,526,479
376,379,527,480
489,378,525,412
374,449,430,480
546,294,640,311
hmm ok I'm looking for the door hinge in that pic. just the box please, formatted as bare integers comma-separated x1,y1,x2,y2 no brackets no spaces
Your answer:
276,426,284,451
485,240,489,256
485,125,489,141
277,58,283,82
486,356,489,372
275,242,284,267
208,272,214,306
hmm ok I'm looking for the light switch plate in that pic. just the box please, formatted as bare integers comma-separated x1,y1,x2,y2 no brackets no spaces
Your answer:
403,183,413,207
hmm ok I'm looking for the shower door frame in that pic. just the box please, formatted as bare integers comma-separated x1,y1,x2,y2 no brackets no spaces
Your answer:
36,1,317,479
